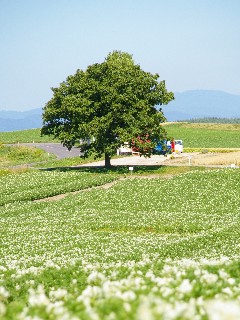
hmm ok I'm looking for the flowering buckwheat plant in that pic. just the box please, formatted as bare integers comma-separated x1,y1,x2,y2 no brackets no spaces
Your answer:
0,169,239,319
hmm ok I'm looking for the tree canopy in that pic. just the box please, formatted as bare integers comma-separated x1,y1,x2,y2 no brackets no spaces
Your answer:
41,51,174,167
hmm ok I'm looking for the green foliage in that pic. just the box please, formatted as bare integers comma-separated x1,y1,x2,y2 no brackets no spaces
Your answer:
0,129,57,143
163,122,240,148
0,169,240,319
42,51,174,166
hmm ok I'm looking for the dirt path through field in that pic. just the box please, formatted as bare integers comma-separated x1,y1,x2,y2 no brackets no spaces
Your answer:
32,150,238,203
33,178,127,202
33,174,175,203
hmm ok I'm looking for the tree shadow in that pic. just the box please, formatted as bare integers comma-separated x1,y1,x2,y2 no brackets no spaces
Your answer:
40,165,166,174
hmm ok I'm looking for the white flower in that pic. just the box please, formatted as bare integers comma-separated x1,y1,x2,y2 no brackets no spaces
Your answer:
201,271,218,284
222,287,232,296
205,300,240,320
0,302,6,316
160,286,173,298
28,285,49,307
228,278,235,285
219,270,229,280
87,271,106,284
178,279,193,294
0,286,9,299
121,290,136,301
49,288,68,300
136,297,154,320
123,302,131,312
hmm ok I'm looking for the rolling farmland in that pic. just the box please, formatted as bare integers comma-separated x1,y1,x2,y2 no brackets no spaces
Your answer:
162,122,240,148
0,169,240,319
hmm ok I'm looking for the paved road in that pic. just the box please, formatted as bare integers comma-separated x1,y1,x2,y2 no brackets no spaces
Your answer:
13,143,81,159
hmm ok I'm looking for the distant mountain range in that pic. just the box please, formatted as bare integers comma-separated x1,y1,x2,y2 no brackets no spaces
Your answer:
162,90,240,121
0,108,42,132
0,90,239,132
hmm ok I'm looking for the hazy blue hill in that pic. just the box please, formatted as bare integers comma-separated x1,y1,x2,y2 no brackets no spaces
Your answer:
0,90,240,131
0,108,42,132
0,108,42,119
163,90,240,121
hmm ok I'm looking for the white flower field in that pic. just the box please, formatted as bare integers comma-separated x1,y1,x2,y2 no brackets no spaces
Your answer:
0,169,240,319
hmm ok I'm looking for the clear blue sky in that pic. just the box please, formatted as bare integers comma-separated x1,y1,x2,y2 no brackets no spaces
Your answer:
1,0,239,111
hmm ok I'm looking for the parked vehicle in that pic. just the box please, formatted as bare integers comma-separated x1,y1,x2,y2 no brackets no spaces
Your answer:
117,143,133,155
154,139,183,155
153,140,172,156
117,139,183,156
174,140,183,153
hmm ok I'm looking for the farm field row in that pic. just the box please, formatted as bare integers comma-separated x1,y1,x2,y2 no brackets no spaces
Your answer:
0,170,118,205
0,169,240,319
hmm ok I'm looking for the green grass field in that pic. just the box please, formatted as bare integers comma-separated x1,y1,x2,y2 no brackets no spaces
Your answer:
0,128,57,143
1,122,240,148
0,144,56,168
163,122,240,148
1,168,240,319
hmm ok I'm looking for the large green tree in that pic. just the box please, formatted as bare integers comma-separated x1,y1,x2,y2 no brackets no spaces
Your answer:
41,51,174,167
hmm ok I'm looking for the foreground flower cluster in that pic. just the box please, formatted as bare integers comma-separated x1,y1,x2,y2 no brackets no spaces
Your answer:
0,169,239,319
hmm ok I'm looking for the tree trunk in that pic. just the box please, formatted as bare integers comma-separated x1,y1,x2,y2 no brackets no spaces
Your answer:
104,153,111,168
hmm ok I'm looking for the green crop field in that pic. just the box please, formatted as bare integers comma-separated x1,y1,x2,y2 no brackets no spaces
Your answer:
163,122,240,148
0,168,240,319
0,170,118,205
1,122,240,149
0,128,57,143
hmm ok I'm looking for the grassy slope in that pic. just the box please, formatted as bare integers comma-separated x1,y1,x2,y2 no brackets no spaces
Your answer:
0,128,57,143
0,144,56,168
163,122,240,148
